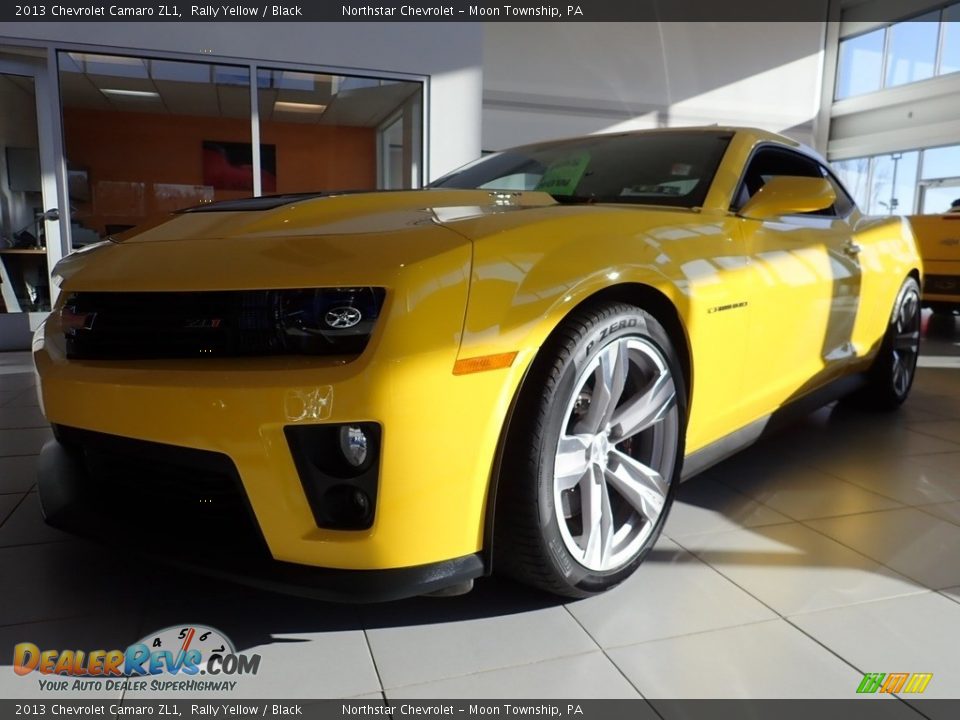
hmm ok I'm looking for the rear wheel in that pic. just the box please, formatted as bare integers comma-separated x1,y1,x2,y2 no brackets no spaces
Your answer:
494,303,686,597
850,277,921,410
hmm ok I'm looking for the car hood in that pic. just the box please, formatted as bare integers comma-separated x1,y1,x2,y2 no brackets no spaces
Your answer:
52,189,559,292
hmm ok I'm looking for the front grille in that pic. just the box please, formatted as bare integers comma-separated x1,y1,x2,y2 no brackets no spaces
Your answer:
64,291,284,359
63,288,384,360
926,275,960,297
55,425,270,560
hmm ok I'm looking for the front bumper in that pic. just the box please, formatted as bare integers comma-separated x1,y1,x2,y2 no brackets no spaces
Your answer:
34,321,531,591
38,430,484,602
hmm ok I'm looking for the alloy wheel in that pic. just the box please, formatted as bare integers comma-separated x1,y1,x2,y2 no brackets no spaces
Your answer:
892,285,921,397
552,337,679,572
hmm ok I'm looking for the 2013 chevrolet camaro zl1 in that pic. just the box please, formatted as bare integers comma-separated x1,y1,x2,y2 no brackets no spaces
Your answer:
33,128,922,600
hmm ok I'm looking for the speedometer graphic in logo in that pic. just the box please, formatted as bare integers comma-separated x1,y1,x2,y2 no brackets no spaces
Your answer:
138,624,234,673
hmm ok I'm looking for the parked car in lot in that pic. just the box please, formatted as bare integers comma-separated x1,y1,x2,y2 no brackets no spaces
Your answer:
908,212,960,315
33,127,922,600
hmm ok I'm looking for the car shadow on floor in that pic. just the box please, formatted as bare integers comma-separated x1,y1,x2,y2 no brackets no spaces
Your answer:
104,562,570,656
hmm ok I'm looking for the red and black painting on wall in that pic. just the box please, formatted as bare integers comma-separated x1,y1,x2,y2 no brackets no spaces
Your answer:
202,141,277,192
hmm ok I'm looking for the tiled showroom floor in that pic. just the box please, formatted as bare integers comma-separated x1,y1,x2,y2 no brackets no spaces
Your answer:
2,314,960,708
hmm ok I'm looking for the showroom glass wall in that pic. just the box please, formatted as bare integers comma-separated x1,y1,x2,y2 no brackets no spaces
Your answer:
58,52,424,247
834,144,960,215
835,3,960,100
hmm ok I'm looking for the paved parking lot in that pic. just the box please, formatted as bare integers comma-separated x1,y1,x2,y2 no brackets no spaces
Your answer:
2,319,960,707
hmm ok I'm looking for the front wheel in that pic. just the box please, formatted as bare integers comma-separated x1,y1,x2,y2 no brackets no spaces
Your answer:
494,303,687,598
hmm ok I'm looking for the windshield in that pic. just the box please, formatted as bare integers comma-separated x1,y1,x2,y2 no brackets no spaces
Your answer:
430,131,733,208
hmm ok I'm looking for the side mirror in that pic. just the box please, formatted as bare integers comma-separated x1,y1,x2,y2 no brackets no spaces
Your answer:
738,176,836,220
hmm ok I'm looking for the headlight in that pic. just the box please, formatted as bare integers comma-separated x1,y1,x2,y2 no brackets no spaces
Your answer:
278,287,386,355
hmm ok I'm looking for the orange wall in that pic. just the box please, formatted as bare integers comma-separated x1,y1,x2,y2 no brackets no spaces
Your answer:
63,108,376,235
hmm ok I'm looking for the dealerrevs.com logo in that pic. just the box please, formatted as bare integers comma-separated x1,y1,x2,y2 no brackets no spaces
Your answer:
13,625,261,693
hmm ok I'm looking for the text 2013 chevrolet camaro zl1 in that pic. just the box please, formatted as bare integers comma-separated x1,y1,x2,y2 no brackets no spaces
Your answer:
33,128,922,600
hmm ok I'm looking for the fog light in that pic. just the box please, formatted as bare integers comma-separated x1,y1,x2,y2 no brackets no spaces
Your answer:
339,425,369,467
352,488,370,516
284,422,381,530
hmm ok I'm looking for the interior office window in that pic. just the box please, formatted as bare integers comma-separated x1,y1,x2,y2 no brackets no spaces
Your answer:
867,151,919,215
941,4,960,75
831,158,871,210
58,52,251,248
836,28,885,99
255,69,422,193
885,13,940,87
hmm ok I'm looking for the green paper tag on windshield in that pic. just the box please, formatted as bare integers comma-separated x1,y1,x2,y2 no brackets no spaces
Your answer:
535,152,590,196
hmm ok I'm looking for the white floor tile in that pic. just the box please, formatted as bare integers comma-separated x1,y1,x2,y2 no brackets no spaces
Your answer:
791,592,960,698
0,493,73,548
0,405,48,429
918,501,960,527
676,523,924,615
567,537,775,648
809,451,960,506
365,605,597,690
0,542,144,626
0,427,52,457
666,476,791,538
806,508,960,589
719,462,903,520
0,455,38,494
909,420,960,444
608,620,861,698
386,652,643,700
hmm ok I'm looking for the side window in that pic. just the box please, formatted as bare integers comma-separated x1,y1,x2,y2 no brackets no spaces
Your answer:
733,147,836,216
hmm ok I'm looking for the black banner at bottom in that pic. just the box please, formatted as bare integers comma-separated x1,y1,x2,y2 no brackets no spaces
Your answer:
1,699,956,720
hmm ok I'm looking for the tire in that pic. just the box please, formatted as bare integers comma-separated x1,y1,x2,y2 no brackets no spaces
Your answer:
849,277,921,411
494,302,687,598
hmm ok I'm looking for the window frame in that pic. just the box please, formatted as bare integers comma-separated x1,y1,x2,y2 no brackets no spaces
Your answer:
731,143,858,220
835,2,960,100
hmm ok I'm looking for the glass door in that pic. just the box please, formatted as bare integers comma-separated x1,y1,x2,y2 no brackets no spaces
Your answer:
0,53,63,350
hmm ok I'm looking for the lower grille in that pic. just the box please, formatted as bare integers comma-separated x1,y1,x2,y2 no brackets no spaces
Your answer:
926,275,960,297
55,425,270,560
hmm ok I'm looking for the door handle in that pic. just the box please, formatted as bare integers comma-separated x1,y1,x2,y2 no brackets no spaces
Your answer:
42,208,60,222
843,242,861,256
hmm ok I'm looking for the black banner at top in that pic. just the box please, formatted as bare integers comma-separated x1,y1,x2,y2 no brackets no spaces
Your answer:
0,0,951,23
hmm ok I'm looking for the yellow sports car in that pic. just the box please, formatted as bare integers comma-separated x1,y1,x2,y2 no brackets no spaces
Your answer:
34,127,922,600
908,213,960,314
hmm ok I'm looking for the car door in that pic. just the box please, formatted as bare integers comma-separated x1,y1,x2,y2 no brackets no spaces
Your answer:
734,147,862,422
